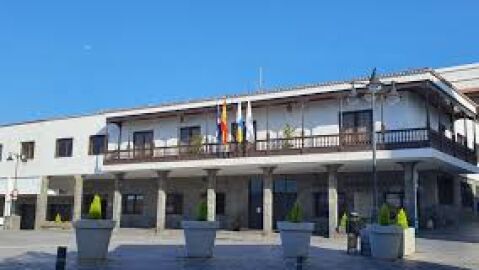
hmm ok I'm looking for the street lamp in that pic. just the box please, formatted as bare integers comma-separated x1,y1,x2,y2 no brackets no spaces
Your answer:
348,68,401,222
6,152,27,216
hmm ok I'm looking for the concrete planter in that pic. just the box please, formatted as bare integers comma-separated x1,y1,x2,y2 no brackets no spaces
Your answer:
182,221,219,258
277,222,315,258
73,219,116,261
399,227,415,257
369,224,402,259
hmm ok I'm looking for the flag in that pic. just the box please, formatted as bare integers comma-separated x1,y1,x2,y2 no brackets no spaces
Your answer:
245,100,254,142
216,102,221,144
220,98,228,144
236,102,243,143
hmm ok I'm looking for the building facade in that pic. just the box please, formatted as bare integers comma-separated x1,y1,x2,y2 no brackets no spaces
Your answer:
1,65,478,236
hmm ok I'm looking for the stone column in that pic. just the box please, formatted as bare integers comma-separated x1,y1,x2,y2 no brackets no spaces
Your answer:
401,162,419,229
73,175,84,222
261,166,275,235
326,164,341,238
205,169,219,222
35,176,49,230
454,176,463,210
112,173,124,228
473,182,478,216
156,170,169,232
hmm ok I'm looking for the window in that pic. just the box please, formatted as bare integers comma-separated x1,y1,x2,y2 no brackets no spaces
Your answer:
438,175,454,205
21,141,35,160
180,126,201,145
384,192,404,208
89,135,106,155
341,110,372,133
166,193,183,215
122,194,144,215
56,138,73,157
133,131,154,157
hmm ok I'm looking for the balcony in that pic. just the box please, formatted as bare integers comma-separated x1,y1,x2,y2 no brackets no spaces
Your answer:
104,128,477,165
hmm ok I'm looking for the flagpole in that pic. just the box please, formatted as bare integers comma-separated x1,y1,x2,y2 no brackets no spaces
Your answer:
259,67,263,90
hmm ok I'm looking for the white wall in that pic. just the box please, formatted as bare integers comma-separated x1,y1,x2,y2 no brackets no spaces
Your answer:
0,114,107,179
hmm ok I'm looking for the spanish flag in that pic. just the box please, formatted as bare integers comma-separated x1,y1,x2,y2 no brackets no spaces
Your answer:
221,98,228,144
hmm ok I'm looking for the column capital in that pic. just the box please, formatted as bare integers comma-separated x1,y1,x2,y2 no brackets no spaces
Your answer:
73,174,85,180
112,172,125,180
260,166,276,175
324,164,342,173
397,161,419,170
204,168,220,176
155,170,170,178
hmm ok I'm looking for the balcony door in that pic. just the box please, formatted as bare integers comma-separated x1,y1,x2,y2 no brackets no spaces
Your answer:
133,131,154,158
341,110,372,145
179,126,201,154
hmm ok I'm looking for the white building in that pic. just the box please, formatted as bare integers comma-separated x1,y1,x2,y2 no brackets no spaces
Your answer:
0,64,478,236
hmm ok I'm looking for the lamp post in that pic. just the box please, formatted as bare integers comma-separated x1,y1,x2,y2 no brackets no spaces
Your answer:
6,152,27,216
348,68,400,222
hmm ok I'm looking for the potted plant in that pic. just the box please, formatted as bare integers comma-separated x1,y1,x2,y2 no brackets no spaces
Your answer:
55,213,62,224
369,204,402,259
282,124,295,149
338,212,348,234
277,202,315,258
396,208,415,257
189,135,204,155
181,201,219,258
73,194,116,261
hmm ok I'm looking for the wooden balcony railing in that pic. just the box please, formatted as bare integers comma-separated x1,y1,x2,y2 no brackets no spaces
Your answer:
103,128,477,165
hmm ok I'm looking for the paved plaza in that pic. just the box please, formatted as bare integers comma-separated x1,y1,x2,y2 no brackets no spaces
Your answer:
0,225,478,270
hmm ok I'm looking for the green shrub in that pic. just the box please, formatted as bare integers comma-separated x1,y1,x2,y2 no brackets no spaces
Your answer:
378,204,391,226
396,208,409,229
189,135,204,155
196,201,208,221
54,213,62,224
282,124,295,148
286,202,303,223
88,194,102,219
339,212,348,229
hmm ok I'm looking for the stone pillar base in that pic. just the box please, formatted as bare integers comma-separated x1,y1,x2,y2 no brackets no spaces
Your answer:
5,215,21,230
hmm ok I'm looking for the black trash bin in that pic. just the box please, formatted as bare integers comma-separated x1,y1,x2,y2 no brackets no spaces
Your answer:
346,212,361,254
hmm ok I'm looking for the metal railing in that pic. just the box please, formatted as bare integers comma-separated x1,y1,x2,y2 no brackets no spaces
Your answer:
104,128,477,165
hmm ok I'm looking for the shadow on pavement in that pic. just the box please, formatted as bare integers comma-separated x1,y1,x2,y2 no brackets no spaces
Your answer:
0,244,469,270
417,222,479,244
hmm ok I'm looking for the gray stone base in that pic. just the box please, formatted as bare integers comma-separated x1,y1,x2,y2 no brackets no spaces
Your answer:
5,215,21,230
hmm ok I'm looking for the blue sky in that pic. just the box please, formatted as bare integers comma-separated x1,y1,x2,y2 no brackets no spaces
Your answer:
0,1,478,124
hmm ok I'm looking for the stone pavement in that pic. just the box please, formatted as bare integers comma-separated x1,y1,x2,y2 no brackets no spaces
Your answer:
0,227,478,270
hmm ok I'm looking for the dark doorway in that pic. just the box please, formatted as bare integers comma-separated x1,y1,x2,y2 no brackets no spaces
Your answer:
273,178,297,229
20,204,36,230
248,177,263,229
